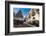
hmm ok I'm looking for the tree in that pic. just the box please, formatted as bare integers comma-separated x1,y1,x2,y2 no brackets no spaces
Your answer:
13,12,15,17
15,10,23,18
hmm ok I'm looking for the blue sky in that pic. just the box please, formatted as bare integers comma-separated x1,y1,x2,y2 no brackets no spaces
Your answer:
13,8,31,17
